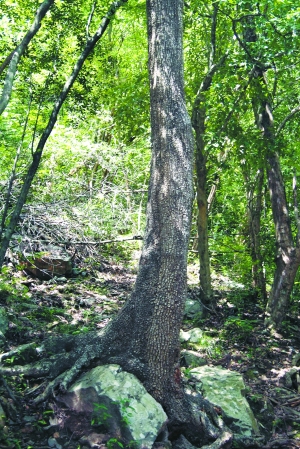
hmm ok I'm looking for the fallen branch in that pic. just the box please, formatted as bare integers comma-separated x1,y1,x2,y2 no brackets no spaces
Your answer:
19,235,144,246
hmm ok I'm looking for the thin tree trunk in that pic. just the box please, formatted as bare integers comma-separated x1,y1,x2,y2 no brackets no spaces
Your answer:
191,2,227,306
0,0,128,268
243,167,266,298
265,151,300,327
0,0,54,115
237,8,300,328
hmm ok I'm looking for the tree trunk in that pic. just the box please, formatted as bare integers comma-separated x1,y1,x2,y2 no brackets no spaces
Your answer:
191,15,227,306
253,80,300,328
192,86,212,305
265,152,300,328
243,166,266,299
238,9,300,328
104,0,199,430
0,0,55,115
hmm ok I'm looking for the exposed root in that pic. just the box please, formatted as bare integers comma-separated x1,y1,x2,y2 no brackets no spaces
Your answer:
0,342,38,363
0,327,250,448
173,430,232,449
201,430,232,449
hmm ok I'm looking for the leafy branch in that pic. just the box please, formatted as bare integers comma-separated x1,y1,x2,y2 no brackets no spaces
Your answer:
0,0,55,115
0,0,128,268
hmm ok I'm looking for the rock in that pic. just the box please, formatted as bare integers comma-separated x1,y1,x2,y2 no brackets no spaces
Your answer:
21,245,72,280
79,432,107,448
292,353,300,366
184,299,203,319
190,366,259,438
284,367,299,389
56,364,168,449
180,328,203,343
173,435,197,449
181,349,206,367
48,437,63,449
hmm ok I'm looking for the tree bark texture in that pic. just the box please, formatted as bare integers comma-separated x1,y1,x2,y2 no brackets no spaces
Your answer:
104,0,194,409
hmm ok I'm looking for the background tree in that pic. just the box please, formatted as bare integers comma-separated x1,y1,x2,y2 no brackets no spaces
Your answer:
232,1,300,328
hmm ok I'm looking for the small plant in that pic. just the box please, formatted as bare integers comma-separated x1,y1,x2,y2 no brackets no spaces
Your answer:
222,317,258,342
115,398,135,427
272,418,283,430
107,437,124,449
249,393,263,403
91,403,112,428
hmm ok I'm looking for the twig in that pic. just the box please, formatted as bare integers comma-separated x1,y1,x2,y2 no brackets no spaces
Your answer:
26,235,143,246
276,105,300,137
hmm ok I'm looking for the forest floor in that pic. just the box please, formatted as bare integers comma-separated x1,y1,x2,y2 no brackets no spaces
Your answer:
0,252,300,449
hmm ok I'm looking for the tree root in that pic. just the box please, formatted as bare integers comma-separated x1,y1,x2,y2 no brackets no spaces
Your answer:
0,332,104,397
173,430,232,449
0,329,252,448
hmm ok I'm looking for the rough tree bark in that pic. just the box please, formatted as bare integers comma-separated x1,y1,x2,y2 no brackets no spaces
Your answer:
0,0,232,446
265,145,300,328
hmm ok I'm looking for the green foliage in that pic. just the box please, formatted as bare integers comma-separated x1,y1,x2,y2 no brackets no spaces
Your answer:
223,317,258,342
107,438,124,449
249,393,263,403
91,403,112,428
0,268,30,303
91,399,138,449
114,398,135,427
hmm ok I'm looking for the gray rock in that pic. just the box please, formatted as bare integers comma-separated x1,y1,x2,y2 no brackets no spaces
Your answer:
284,367,299,389
173,435,197,449
190,366,259,438
180,328,203,343
184,299,203,319
57,364,168,449
48,437,62,449
181,349,206,367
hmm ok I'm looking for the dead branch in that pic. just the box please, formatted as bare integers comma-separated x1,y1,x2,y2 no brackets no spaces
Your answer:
27,235,143,246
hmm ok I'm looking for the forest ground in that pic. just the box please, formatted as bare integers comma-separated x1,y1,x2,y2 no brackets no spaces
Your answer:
0,247,300,449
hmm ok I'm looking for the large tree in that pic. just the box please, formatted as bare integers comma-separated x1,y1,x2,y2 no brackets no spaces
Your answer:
0,0,230,447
